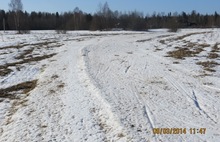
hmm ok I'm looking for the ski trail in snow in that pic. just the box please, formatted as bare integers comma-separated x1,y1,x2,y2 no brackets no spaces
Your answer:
125,65,131,73
192,90,202,111
149,50,218,126
203,85,220,91
80,47,130,141
164,72,217,124
132,85,155,129
192,90,217,124
132,84,163,142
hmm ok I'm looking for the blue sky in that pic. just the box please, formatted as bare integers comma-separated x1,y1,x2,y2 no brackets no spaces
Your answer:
0,0,220,15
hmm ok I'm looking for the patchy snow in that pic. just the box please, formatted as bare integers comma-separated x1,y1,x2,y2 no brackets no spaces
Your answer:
0,29,220,142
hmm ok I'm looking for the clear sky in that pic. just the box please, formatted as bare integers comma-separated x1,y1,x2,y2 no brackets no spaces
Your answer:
0,0,220,15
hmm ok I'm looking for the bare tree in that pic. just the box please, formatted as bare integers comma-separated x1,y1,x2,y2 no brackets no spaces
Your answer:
9,0,23,33
3,18,6,32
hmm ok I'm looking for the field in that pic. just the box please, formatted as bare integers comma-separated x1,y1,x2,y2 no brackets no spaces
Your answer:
0,29,220,142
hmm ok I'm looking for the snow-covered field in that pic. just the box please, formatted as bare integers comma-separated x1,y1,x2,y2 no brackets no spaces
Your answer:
0,29,220,142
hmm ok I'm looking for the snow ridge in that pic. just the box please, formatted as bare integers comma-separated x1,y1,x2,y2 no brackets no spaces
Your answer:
80,47,130,141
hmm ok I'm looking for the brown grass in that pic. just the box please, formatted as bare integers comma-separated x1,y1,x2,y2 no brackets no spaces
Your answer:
0,80,38,99
174,33,197,40
10,54,56,66
208,53,219,59
0,44,28,50
157,35,172,38
159,40,165,44
173,61,180,64
167,47,200,59
0,41,62,51
174,32,210,41
136,38,152,42
194,47,204,53
199,43,210,48
57,83,65,88
127,52,133,54
211,43,220,52
196,61,219,72
185,42,210,49
31,41,57,47
1,54,55,77
167,40,208,59
15,48,34,59
0,54,56,77
0,41,60,77
117,133,125,138
0,67,12,76
186,42,196,48
155,48,163,51
51,74,59,79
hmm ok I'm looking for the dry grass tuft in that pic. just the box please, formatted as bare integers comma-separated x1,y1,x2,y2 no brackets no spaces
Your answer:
57,83,65,88
0,53,56,77
174,32,210,41
136,38,151,42
199,43,210,48
127,52,133,54
0,44,28,50
196,61,219,72
117,133,125,138
167,47,200,59
208,53,219,59
173,61,180,64
15,48,34,59
211,43,220,52
155,48,163,51
0,80,38,99
0,67,12,76
186,42,197,48
51,75,59,79
185,42,209,49
159,40,165,44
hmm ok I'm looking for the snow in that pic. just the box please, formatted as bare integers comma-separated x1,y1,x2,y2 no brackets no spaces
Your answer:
0,29,220,141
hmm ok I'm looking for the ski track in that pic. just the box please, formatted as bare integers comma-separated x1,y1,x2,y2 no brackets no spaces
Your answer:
0,30,220,142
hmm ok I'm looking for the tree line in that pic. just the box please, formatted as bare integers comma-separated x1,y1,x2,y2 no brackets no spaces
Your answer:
0,2,220,31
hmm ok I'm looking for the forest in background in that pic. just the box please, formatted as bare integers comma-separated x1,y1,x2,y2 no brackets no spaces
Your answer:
0,2,220,31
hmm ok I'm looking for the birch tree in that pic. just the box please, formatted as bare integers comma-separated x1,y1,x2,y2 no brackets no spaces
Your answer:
9,0,23,33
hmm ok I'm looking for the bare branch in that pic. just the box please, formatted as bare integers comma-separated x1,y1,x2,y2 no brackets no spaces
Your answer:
9,0,23,12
